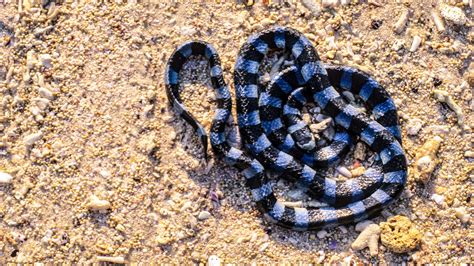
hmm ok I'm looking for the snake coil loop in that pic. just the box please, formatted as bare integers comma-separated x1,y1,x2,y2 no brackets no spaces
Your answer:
165,26,407,230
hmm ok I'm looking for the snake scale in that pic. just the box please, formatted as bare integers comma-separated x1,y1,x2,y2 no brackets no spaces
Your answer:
165,26,407,230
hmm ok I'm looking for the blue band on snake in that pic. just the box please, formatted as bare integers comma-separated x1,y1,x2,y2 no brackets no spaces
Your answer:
164,26,407,231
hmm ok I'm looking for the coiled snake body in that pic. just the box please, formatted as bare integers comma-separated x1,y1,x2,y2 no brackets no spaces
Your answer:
165,27,407,230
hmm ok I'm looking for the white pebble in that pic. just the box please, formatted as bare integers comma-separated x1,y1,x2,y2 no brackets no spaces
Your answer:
336,166,352,178
301,0,321,16
180,26,197,36
208,255,221,266
198,210,211,220
440,4,469,26
34,98,50,110
355,220,374,232
259,242,270,252
406,118,423,135
431,11,446,33
38,54,52,68
38,87,54,100
87,195,111,211
454,207,470,223
24,131,43,146
96,256,126,264
394,9,410,34
409,36,422,52
431,193,445,206
0,172,13,184
317,230,328,239
316,250,326,263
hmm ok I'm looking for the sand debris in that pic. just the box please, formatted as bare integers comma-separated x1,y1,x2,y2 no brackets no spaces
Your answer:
433,90,468,131
380,216,422,253
0,172,13,184
413,136,443,184
87,195,111,212
351,224,380,256
439,4,469,26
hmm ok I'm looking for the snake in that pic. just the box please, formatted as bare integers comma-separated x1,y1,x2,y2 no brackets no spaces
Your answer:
165,26,407,230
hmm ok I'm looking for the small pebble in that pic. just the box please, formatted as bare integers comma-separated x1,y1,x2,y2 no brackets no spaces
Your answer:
208,255,221,266
301,0,322,16
336,166,352,178
38,54,52,68
351,224,380,256
96,256,126,264
0,172,13,184
406,118,423,135
393,9,410,34
454,207,470,223
409,36,422,52
24,131,43,146
198,210,211,220
431,11,446,33
259,242,269,252
464,151,474,158
87,195,111,211
440,4,469,26
351,166,365,177
317,230,328,239
413,136,443,183
431,193,445,206
38,87,54,100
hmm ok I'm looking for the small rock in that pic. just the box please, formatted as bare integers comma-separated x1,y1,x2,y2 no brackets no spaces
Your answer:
431,193,445,206
38,54,52,68
336,166,352,178
310,118,332,134
465,151,474,158
413,136,443,183
87,195,111,212
208,255,220,266
355,220,374,232
198,210,211,220
351,224,380,256
96,256,126,264
316,250,326,263
300,0,322,16
380,215,422,253
317,230,328,239
440,4,469,26
454,207,470,223
354,142,366,161
406,118,423,135
34,98,50,110
24,131,43,146
180,26,197,36
409,36,422,52
351,166,365,177
0,172,13,184
38,87,54,100
259,242,269,252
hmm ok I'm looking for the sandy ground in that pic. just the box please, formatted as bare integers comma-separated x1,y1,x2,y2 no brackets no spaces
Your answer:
0,0,472,264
